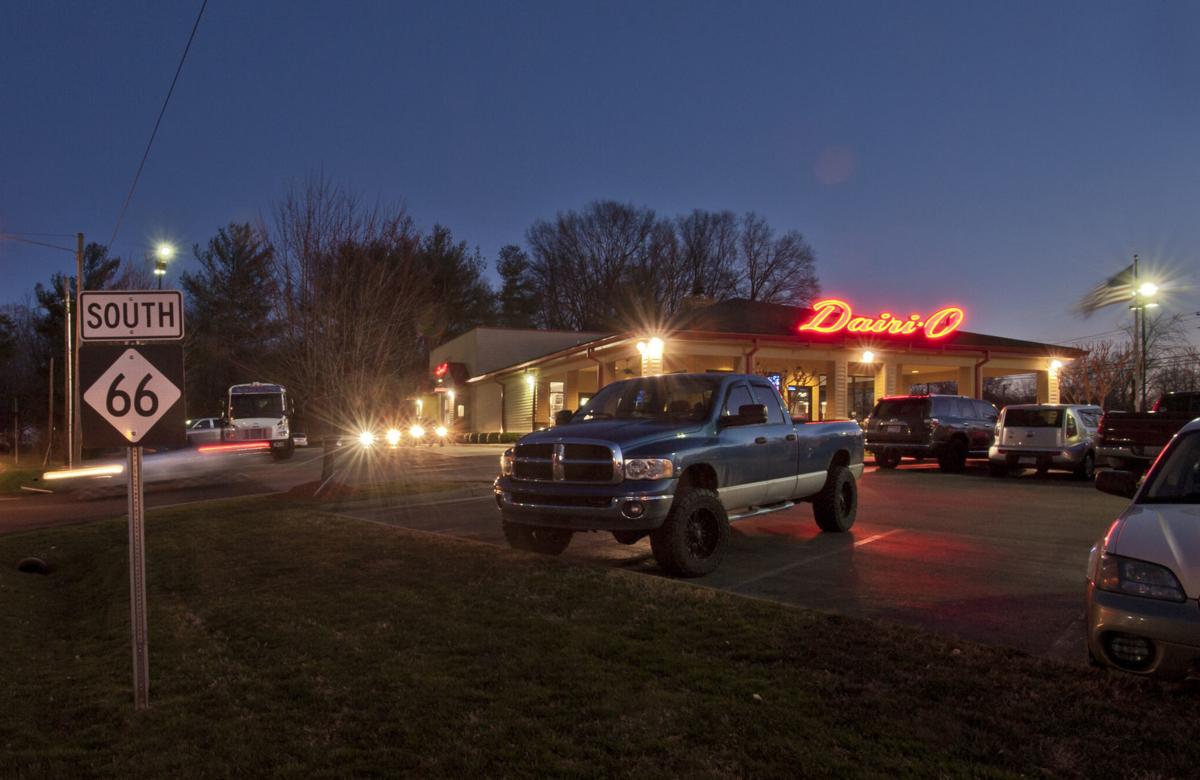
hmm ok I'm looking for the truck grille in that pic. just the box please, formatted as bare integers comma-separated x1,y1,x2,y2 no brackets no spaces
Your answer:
512,442,619,483
240,427,269,440
509,492,613,509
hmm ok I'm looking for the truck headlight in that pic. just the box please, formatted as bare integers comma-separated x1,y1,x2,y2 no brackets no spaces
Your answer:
385,428,402,447
1097,554,1186,602
623,458,674,481
358,431,376,447
409,424,425,439
435,426,448,438
500,448,514,476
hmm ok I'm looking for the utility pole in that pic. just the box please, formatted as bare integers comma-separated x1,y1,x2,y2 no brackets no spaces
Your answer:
44,358,54,468
11,397,17,466
74,232,84,465
62,276,73,468
1131,254,1142,412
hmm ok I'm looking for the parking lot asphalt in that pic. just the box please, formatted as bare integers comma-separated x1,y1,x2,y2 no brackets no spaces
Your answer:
331,454,1129,665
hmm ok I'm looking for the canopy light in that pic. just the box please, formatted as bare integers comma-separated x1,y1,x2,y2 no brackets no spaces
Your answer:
636,337,665,359
861,350,875,363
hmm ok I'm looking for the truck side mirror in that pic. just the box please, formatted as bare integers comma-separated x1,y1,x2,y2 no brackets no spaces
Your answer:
720,404,768,427
554,410,574,426
1095,469,1137,499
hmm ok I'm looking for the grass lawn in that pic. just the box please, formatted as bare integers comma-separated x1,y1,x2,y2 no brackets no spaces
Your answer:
0,496,1196,777
0,464,43,494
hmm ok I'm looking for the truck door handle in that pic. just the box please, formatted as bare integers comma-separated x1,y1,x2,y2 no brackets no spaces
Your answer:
755,437,767,444
785,434,797,441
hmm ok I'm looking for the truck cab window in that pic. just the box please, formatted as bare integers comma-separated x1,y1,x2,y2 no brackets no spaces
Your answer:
750,383,787,425
723,384,755,417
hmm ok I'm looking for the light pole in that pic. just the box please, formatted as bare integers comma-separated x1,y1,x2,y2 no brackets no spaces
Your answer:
1134,280,1159,412
153,242,176,289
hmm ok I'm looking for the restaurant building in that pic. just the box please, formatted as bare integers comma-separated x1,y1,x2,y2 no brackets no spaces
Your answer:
423,298,1085,433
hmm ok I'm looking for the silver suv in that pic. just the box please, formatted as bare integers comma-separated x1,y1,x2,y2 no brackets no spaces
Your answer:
988,404,1102,479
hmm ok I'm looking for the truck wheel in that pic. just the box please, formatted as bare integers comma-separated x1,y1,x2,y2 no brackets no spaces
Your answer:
874,451,900,469
988,461,1009,478
502,520,572,555
272,439,295,461
938,439,967,473
1074,452,1096,481
813,465,857,532
649,488,729,577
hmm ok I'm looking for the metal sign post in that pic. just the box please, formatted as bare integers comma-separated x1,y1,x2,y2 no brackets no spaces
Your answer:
127,446,150,710
78,290,186,711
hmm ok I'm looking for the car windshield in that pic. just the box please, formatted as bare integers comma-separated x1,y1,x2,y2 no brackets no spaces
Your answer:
231,394,284,419
574,376,719,422
1004,409,1063,427
1140,431,1200,505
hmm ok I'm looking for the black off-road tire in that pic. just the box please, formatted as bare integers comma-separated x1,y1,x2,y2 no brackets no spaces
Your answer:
988,461,1009,477
1075,452,1096,481
502,519,572,555
271,439,296,461
874,451,900,469
813,465,857,532
649,488,729,577
938,438,967,473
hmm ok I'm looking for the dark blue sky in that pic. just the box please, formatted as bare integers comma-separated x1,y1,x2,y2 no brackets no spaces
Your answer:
3,0,1198,347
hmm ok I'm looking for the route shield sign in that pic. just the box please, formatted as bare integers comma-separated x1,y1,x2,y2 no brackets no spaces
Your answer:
81,345,186,448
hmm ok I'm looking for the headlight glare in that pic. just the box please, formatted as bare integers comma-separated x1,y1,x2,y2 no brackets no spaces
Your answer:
623,458,674,481
358,431,375,447
435,426,448,438
385,428,402,447
1098,554,1186,602
409,425,425,438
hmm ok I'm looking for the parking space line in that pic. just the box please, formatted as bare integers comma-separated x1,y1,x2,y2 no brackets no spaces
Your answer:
729,529,902,591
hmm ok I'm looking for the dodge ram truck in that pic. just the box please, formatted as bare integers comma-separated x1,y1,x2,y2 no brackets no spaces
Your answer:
493,372,865,577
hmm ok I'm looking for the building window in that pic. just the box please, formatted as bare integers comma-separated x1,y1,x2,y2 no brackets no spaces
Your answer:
549,382,565,418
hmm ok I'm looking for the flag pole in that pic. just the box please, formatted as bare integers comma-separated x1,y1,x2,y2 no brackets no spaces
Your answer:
1131,253,1143,412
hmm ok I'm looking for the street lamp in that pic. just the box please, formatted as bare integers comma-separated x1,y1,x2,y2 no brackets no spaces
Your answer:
153,242,176,289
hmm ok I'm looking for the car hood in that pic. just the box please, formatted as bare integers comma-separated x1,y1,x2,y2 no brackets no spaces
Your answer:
520,419,704,451
1110,504,1200,598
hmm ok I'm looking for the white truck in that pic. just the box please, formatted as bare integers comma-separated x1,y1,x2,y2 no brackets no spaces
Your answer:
223,382,295,460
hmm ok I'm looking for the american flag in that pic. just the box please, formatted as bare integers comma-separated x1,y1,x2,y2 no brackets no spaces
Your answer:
1074,263,1134,317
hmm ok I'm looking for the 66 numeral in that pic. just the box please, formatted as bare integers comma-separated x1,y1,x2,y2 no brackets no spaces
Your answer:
106,373,159,417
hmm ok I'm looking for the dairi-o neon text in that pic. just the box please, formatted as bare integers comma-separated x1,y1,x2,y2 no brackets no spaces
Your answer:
798,299,965,339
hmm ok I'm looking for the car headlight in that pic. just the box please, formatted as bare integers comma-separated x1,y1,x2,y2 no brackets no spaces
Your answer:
358,431,376,447
500,448,514,476
385,428,402,447
623,458,674,481
435,426,448,438
1097,554,1187,602
409,424,425,438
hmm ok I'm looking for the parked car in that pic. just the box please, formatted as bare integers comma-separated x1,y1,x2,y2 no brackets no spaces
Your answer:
185,417,223,446
292,432,308,447
988,404,1102,479
1097,391,1200,474
864,394,998,473
494,373,864,577
1087,419,1200,679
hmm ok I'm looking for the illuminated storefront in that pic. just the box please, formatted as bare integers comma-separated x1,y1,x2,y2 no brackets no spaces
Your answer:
422,299,1084,433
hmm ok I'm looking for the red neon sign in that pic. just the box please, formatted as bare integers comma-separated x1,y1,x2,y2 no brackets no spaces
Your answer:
434,362,449,378
798,299,965,340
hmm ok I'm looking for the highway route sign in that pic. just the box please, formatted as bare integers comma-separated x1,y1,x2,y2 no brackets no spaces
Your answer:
80,344,185,449
79,290,184,342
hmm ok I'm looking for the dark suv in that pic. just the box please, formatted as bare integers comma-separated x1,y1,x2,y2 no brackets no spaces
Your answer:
865,394,999,473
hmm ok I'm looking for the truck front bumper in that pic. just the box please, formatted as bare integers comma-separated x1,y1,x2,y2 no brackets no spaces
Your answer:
494,476,677,531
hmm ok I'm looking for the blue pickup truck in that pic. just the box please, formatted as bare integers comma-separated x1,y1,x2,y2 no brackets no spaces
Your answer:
494,372,865,576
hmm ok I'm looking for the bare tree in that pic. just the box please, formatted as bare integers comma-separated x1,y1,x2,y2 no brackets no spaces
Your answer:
737,212,820,305
270,175,425,430
1059,340,1134,409
671,209,740,307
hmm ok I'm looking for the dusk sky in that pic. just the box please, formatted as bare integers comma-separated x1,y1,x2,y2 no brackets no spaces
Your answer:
3,0,1198,348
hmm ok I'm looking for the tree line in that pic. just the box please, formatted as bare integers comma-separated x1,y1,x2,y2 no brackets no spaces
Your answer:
0,178,822,453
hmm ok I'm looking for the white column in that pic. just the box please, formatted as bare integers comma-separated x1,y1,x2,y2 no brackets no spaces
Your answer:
832,358,848,419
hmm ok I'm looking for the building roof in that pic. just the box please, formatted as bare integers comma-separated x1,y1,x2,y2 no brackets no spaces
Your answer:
466,298,1086,383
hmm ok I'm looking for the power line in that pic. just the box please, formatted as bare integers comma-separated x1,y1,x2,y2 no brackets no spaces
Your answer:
107,0,208,249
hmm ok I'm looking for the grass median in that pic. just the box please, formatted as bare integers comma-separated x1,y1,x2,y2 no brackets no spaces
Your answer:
0,495,1196,777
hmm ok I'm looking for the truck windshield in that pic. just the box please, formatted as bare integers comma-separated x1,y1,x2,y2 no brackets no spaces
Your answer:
231,394,284,419
1004,409,1063,427
575,376,719,422
1140,432,1200,504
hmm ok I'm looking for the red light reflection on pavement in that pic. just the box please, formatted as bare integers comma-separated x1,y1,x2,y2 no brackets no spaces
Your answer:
197,441,271,454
